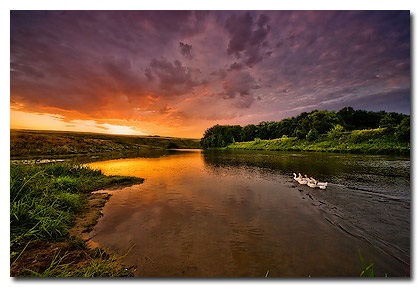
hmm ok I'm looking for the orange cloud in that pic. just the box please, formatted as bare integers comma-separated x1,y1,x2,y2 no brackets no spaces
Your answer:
10,11,410,139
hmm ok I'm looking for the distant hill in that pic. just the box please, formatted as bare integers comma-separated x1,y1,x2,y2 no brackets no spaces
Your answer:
10,129,201,158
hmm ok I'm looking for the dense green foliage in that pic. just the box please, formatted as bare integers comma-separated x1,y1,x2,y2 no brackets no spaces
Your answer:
10,162,143,276
227,128,409,155
200,107,410,154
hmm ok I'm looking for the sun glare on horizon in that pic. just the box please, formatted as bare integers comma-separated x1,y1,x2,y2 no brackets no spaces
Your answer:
10,110,147,136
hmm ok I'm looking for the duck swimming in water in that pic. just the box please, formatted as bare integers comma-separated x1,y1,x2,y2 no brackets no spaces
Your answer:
310,177,328,189
296,173,308,185
307,181,318,188
292,173,328,189
317,181,328,189
292,172,309,185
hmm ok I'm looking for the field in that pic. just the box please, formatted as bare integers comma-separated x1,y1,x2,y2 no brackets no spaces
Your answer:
11,129,201,158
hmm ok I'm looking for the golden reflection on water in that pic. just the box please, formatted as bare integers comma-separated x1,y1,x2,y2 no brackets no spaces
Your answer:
88,151,203,180
85,151,407,277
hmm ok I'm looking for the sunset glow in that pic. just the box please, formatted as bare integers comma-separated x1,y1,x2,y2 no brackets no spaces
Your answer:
10,11,410,138
10,110,146,135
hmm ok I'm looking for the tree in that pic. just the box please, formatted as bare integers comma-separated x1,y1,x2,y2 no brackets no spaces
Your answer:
380,114,397,129
294,129,307,140
241,124,257,142
200,124,242,148
337,107,355,129
394,116,410,142
307,110,342,134
306,129,319,141
200,108,409,148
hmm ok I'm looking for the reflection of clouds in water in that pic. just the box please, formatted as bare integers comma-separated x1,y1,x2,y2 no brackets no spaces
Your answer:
87,150,409,276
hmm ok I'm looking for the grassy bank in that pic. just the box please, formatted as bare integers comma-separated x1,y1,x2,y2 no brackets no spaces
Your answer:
10,162,144,277
227,128,409,155
11,129,201,158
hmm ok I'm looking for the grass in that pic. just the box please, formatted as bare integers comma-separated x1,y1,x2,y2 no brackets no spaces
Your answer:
10,162,143,277
24,242,134,277
11,129,201,158
359,250,375,277
227,128,409,155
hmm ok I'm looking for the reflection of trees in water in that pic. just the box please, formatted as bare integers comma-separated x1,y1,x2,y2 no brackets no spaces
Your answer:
202,150,410,195
203,149,339,178
202,149,410,269
73,149,174,164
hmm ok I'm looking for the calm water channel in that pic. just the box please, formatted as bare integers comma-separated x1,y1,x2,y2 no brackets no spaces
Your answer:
87,149,410,277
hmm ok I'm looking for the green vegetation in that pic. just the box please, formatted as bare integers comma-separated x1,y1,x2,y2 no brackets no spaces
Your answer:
227,128,409,155
11,129,200,158
359,250,375,277
201,107,410,155
10,162,143,277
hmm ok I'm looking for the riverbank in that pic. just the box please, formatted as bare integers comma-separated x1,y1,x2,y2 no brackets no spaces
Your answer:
10,162,144,277
226,129,409,155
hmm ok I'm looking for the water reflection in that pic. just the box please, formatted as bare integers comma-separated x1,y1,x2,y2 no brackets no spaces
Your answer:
203,149,410,199
87,149,410,277
203,149,410,267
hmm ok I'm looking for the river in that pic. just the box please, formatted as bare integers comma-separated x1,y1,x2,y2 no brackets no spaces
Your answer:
86,149,410,277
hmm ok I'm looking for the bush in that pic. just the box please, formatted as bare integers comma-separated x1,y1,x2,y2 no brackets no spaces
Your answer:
394,117,410,142
328,124,344,139
306,129,319,141
349,128,385,144
167,142,180,149
295,129,306,140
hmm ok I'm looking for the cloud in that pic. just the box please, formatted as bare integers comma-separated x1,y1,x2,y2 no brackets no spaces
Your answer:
179,42,193,59
221,70,260,108
224,12,271,67
228,62,244,71
148,58,202,96
210,69,227,80
10,11,411,138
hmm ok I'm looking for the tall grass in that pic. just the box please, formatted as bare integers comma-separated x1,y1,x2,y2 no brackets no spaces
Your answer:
10,162,143,277
26,246,133,277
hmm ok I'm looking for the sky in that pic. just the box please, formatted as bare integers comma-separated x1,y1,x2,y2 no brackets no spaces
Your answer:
10,10,411,138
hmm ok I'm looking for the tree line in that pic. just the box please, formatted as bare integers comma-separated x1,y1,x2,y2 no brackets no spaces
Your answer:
200,107,410,149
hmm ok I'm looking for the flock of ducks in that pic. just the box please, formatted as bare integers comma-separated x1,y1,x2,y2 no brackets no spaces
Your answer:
293,173,328,190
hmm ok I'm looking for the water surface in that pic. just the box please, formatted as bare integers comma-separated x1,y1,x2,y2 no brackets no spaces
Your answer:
87,149,410,277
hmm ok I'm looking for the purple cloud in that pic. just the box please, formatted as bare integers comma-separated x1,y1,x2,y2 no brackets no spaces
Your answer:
221,70,260,108
10,11,411,137
225,12,272,67
179,42,193,59
148,58,201,96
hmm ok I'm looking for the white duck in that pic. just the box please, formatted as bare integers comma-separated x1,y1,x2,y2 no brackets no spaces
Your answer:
307,181,318,188
310,177,328,189
296,173,308,185
293,173,299,182
306,175,316,184
317,181,328,189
